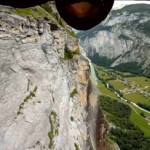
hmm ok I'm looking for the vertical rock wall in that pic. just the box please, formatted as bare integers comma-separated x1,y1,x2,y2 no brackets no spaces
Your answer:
0,6,91,150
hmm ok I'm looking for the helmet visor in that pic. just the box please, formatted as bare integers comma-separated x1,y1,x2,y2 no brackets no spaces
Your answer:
0,0,114,30
55,0,114,30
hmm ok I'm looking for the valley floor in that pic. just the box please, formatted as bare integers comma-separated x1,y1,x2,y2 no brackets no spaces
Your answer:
95,65,150,137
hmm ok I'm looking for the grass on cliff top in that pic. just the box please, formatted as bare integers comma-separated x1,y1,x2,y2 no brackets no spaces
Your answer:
10,4,76,37
10,6,52,20
41,3,65,26
41,3,76,37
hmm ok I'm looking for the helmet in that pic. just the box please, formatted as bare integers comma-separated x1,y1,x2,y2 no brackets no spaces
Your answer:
55,0,114,30
0,0,114,30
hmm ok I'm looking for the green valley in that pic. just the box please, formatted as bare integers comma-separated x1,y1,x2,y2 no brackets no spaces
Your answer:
95,64,150,149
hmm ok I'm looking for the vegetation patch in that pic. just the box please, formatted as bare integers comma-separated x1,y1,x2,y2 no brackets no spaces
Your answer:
70,89,78,98
100,95,150,150
70,116,74,121
64,45,80,60
130,109,150,137
89,54,114,68
125,76,150,88
17,86,37,115
74,143,79,150
97,81,119,100
137,103,150,112
114,62,144,76
41,3,76,37
124,92,150,105
95,64,150,138
41,4,64,26
92,58,146,77
10,6,52,20
100,96,131,118
48,111,59,149
108,80,126,90
10,3,76,37
95,67,124,97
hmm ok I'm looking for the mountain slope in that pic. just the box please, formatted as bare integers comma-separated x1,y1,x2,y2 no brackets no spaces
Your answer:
78,4,150,77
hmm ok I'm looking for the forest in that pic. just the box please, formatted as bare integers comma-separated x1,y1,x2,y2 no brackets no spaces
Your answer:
100,96,150,150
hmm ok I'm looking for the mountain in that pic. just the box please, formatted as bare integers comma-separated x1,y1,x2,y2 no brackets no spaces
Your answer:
77,4,150,77
0,3,111,150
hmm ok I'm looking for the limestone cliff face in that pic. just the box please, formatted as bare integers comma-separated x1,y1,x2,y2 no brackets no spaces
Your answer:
0,5,93,150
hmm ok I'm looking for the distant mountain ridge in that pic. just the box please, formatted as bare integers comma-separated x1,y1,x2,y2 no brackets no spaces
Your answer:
78,4,150,77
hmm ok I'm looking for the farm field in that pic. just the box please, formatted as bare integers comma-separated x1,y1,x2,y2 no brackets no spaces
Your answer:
125,76,150,88
97,81,119,100
124,92,150,105
108,80,126,90
130,109,150,137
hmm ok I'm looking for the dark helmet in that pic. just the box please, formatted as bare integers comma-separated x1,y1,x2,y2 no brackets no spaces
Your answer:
55,0,114,30
0,0,114,30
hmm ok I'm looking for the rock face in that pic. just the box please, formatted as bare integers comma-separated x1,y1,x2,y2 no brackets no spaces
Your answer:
78,4,150,77
0,5,101,150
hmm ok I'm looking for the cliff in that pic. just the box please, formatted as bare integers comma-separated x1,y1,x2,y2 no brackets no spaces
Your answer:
0,3,109,150
78,4,150,77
